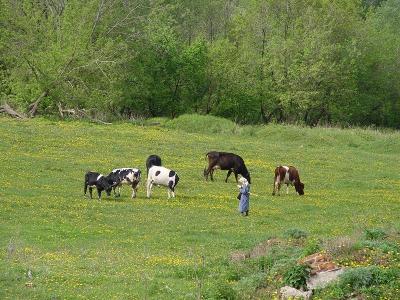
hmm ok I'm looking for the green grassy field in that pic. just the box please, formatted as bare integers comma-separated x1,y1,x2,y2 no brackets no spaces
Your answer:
0,115,399,299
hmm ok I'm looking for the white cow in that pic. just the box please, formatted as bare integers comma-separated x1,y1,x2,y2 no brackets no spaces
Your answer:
147,166,179,199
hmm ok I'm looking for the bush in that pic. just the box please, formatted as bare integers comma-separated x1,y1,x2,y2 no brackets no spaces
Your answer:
302,238,321,256
206,279,237,300
236,273,267,298
339,266,400,289
283,264,311,290
315,267,400,299
323,236,357,256
284,229,308,240
164,114,239,135
364,228,387,240
360,240,400,253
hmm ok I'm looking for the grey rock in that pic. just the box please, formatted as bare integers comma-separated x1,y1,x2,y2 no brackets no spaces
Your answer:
280,286,312,299
307,268,344,290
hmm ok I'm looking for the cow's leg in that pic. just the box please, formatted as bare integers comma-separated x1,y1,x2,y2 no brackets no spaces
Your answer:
273,179,280,196
204,167,209,181
169,188,175,198
97,188,102,200
113,186,117,197
84,183,88,196
167,189,171,199
206,166,214,181
146,180,153,198
131,184,137,198
89,187,93,199
170,184,176,198
234,171,238,183
272,179,276,195
225,170,233,183
286,184,289,195
277,182,281,195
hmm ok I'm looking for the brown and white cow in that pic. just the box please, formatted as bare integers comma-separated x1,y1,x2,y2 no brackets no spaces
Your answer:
272,165,304,196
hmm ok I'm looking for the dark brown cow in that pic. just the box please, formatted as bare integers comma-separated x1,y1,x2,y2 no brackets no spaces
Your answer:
272,165,304,195
204,151,251,184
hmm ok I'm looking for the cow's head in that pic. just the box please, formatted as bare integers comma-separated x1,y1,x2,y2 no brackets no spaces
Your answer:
242,171,251,184
295,182,304,195
132,170,141,187
106,174,119,188
134,170,141,180
99,176,112,196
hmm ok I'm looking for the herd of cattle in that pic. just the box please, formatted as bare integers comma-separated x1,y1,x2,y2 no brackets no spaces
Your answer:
84,151,305,200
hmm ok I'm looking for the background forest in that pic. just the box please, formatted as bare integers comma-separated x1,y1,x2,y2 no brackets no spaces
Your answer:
0,0,399,127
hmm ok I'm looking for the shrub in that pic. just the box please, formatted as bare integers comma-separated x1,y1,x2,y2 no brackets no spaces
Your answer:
206,279,237,300
339,266,400,289
258,256,274,273
360,240,400,253
164,114,238,135
302,238,321,256
174,263,208,280
364,228,387,240
224,264,244,281
285,229,308,240
283,264,311,290
323,236,357,256
236,273,267,298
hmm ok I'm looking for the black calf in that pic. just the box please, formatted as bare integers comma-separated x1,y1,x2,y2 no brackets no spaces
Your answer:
84,171,112,200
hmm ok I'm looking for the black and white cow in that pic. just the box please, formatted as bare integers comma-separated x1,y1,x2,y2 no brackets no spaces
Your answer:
107,168,141,198
84,171,112,200
147,166,179,199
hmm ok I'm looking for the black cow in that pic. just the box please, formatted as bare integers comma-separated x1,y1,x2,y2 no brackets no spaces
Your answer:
107,168,141,198
84,171,112,199
146,154,162,175
204,151,251,184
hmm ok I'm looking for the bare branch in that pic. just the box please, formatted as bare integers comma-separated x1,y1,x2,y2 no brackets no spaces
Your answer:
104,3,142,37
0,102,27,119
89,0,105,45
28,90,48,117
56,103,111,124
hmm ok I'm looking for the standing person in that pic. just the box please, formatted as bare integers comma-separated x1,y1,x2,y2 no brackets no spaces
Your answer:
237,177,250,216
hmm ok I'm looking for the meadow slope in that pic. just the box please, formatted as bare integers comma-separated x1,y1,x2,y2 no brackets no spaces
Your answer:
0,116,399,299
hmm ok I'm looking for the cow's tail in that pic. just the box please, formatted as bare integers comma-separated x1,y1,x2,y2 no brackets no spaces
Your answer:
174,174,180,187
84,171,89,195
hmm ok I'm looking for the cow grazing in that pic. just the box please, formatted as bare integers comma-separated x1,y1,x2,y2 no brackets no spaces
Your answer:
204,151,251,184
84,171,112,199
272,166,304,196
147,166,179,199
106,168,141,198
146,154,162,175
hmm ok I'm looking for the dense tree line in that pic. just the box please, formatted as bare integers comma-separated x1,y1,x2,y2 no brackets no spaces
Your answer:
0,0,399,127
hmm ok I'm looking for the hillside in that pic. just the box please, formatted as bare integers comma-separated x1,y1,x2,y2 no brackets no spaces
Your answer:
0,115,399,299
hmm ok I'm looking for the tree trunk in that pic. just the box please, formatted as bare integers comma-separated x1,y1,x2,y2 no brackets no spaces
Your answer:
0,102,26,119
28,90,48,117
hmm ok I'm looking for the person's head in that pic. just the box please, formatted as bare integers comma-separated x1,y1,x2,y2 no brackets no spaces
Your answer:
238,177,248,186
